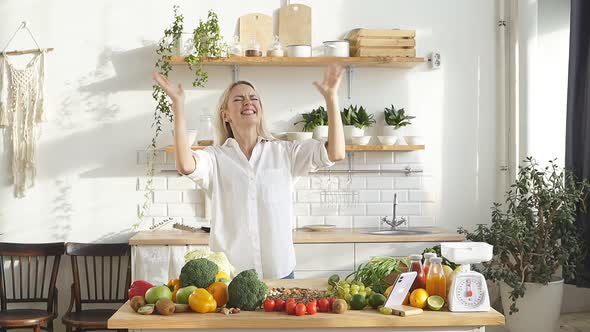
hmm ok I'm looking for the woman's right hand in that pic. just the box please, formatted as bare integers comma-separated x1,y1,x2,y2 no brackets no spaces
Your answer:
152,72,185,106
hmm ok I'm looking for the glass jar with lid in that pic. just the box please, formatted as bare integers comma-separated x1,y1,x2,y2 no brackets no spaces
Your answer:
245,36,262,57
267,35,284,57
197,109,214,146
229,35,242,57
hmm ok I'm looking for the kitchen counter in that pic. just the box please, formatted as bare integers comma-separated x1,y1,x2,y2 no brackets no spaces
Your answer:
129,227,464,245
108,278,504,331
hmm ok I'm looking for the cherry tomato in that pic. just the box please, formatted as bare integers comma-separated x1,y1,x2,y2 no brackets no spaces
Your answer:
286,300,297,315
317,298,330,312
295,303,307,316
264,299,275,312
274,298,286,311
307,301,318,315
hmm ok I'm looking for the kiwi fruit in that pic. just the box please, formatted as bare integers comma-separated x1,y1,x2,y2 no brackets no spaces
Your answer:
174,304,190,313
332,299,348,314
137,304,154,315
155,298,175,315
130,296,147,312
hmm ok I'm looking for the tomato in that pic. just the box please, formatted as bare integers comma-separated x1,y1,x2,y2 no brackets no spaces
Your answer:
286,300,297,315
264,299,275,312
295,303,307,316
306,301,317,315
308,299,317,306
317,298,330,312
275,298,286,312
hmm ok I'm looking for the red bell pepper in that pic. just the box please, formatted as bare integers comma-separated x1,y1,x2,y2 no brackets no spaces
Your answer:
128,280,153,300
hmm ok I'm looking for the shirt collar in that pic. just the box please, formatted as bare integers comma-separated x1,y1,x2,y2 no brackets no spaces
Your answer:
222,136,269,147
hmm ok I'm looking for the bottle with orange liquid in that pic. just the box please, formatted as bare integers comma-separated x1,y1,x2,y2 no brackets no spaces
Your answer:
423,252,437,276
426,257,446,300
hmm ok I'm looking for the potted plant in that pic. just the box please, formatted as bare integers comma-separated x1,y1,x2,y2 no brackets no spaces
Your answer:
294,106,328,139
186,10,226,87
459,157,589,332
341,105,375,143
383,105,415,145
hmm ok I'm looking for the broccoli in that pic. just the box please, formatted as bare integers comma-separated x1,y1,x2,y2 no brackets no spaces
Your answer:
227,269,268,311
179,258,218,288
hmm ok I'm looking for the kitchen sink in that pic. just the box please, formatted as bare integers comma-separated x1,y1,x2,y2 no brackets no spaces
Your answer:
365,228,433,235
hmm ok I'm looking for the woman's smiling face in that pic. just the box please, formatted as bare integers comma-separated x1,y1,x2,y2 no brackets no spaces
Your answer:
223,83,261,128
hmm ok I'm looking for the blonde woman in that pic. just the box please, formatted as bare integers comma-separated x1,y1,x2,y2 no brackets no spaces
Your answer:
152,64,346,279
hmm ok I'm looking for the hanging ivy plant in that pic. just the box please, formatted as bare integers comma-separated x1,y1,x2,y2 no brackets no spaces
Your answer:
136,5,184,228
186,10,227,87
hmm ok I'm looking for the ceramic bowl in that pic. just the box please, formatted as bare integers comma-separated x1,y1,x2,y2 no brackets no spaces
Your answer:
287,132,313,141
378,136,398,145
271,132,288,140
404,136,424,145
351,136,371,145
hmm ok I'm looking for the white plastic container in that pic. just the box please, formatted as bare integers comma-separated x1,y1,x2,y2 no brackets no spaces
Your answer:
323,40,349,57
440,242,493,264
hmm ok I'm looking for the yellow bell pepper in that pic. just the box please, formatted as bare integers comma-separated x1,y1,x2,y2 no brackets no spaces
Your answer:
167,278,181,302
215,271,231,284
188,288,217,313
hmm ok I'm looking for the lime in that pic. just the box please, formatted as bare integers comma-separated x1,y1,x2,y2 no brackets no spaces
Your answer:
427,295,444,311
368,293,387,309
350,294,367,310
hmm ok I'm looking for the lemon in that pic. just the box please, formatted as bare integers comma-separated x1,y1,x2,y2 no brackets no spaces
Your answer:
427,295,444,311
409,288,429,309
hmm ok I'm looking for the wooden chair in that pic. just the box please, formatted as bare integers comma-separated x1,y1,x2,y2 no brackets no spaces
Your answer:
0,242,65,332
62,243,130,332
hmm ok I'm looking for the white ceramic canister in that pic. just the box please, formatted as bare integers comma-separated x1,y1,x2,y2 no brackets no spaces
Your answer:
287,45,312,57
323,40,350,57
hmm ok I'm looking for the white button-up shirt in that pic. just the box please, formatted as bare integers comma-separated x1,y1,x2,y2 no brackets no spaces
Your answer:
185,137,334,279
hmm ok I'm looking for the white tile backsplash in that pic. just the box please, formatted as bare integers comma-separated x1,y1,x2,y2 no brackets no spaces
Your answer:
136,151,435,229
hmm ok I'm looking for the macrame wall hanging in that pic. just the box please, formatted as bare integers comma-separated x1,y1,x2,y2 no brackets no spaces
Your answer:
0,21,53,197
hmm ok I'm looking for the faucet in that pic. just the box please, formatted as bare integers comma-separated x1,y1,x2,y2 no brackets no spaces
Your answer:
381,193,406,229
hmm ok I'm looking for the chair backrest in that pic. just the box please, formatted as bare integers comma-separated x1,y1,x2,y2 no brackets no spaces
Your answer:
65,243,131,311
0,242,65,313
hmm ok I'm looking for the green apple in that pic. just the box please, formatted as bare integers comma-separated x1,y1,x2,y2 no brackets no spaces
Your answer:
145,285,172,304
175,286,197,304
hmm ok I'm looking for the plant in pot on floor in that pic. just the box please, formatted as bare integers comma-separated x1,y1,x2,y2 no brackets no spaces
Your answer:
294,106,328,140
341,105,375,144
383,105,415,145
459,157,590,332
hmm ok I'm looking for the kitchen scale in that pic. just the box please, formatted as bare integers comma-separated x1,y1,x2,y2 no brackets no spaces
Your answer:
441,242,493,312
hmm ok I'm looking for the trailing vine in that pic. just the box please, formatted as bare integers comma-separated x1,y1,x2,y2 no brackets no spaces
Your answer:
186,10,226,87
136,5,184,228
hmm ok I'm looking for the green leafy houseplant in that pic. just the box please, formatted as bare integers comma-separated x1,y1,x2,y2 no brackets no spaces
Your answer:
186,10,226,87
459,157,590,314
341,105,375,129
138,5,185,226
294,106,328,132
384,104,415,129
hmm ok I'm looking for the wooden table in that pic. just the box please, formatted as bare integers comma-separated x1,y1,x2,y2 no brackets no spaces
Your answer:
108,279,504,332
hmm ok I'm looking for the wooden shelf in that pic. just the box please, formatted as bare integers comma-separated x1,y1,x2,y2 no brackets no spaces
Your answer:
168,56,426,67
164,144,424,153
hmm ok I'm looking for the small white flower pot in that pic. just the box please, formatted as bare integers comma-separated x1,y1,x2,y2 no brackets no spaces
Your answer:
313,125,329,140
382,126,406,144
343,126,364,144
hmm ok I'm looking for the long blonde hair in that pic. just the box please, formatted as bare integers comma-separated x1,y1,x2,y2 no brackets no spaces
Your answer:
215,80,273,145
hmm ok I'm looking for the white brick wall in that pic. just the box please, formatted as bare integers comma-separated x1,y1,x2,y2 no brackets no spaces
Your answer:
136,149,435,229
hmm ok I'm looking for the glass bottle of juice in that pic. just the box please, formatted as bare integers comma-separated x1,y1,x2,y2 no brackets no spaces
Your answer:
423,252,437,276
426,257,446,300
409,254,426,291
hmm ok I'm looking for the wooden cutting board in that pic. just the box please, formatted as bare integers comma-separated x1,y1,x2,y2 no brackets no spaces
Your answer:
347,29,415,40
388,305,424,317
351,47,416,57
279,4,311,46
239,13,273,53
349,38,415,47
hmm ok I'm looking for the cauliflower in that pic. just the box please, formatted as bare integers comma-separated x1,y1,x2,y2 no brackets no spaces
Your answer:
184,248,236,277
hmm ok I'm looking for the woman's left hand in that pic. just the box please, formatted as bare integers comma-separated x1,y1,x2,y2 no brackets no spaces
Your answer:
313,64,344,99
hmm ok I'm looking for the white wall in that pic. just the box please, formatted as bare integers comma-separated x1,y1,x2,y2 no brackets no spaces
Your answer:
1,1,498,330
0,0,497,241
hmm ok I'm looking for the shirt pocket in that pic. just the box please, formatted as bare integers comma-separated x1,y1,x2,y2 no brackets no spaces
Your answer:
257,168,290,204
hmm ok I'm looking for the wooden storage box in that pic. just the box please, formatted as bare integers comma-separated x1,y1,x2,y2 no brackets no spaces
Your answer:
347,29,416,58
